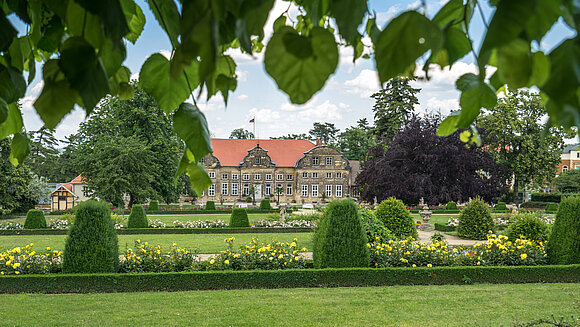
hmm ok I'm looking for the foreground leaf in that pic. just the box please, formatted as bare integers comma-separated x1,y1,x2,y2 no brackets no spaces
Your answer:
436,112,460,136
0,64,26,103
9,132,30,166
331,0,367,44
0,103,23,139
456,73,497,128
265,26,338,104
172,102,212,161
120,0,146,44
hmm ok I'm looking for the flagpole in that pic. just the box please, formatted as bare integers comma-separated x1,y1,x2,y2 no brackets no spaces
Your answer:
253,116,256,140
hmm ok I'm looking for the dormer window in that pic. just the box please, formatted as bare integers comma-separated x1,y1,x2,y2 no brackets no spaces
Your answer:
255,157,261,164
312,156,319,165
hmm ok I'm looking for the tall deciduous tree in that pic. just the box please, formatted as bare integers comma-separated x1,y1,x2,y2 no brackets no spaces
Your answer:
270,133,310,140
73,86,182,207
478,90,567,202
356,116,508,205
309,122,339,145
553,169,580,193
337,118,375,162
229,128,254,139
0,138,33,213
371,77,420,142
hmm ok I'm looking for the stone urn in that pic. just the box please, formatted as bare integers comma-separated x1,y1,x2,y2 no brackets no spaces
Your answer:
418,198,433,231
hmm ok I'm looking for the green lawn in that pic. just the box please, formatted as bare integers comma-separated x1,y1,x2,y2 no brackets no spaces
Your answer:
0,283,577,326
0,233,313,254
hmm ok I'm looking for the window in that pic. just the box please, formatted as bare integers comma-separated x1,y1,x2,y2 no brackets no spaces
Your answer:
254,174,261,180
208,185,215,197
326,157,332,165
266,174,272,181
326,184,332,197
326,172,332,178
577,152,580,158
563,165,568,172
312,185,318,197
336,185,342,197
302,185,308,197
265,184,271,196
287,174,293,180
255,157,261,164
232,183,238,196
209,171,215,178
222,173,228,180
312,156,319,165
336,172,343,178
312,172,318,178
243,174,250,180
277,174,283,180
243,184,249,196
286,184,293,195
232,174,239,180
221,183,228,195
302,172,308,178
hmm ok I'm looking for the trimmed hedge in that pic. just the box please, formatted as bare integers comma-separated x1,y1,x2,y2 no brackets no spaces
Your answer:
446,202,458,211
148,200,159,212
127,204,148,228
259,199,271,210
49,209,279,216
531,193,562,203
457,197,494,240
0,227,313,235
495,202,507,211
205,201,216,210
548,196,580,265
409,210,460,214
506,212,550,242
24,209,47,229
1,265,579,294
434,223,455,232
545,202,558,213
230,209,250,227
375,197,417,239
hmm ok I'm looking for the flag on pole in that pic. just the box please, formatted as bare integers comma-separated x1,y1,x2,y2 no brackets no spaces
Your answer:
249,118,255,123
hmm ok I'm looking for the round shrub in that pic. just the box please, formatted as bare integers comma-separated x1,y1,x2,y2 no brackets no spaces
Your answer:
313,200,370,268
495,202,507,212
360,208,394,244
457,197,494,240
24,209,47,229
375,197,417,239
127,204,148,228
245,196,252,203
148,200,159,211
548,196,580,264
446,202,457,211
230,208,249,227
62,200,118,273
507,212,550,242
259,198,271,210
545,202,558,213
205,201,216,210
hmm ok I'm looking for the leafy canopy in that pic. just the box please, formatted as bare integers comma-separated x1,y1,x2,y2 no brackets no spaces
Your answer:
1,0,580,194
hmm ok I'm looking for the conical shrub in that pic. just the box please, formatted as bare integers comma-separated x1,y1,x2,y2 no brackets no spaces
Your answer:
548,196,580,264
259,198,271,210
457,197,494,240
313,200,370,268
24,209,47,229
148,200,159,212
229,208,249,227
205,201,216,210
127,204,148,228
375,197,417,239
62,200,118,273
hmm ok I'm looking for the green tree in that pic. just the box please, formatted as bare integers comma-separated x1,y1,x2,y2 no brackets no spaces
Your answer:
27,127,62,182
337,119,375,161
270,133,310,140
478,90,567,202
371,77,420,142
553,169,580,193
309,122,339,145
0,138,33,213
73,86,182,207
229,128,254,139
3,0,580,196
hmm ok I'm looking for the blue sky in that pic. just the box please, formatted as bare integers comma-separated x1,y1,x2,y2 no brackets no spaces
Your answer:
15,0,576,141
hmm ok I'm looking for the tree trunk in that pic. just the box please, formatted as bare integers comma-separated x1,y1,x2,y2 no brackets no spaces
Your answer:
513,178,519,204
128,193,134,209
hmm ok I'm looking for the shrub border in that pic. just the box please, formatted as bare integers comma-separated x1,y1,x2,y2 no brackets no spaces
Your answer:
0,265,579,294
0,227,313,235
49,209,280,215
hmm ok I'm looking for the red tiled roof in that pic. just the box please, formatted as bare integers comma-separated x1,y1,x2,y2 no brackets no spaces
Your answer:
70,175,85,184
61,183,73,192
211,139,316,167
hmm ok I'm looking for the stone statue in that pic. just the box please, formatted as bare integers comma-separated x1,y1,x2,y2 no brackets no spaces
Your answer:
279,204,287,222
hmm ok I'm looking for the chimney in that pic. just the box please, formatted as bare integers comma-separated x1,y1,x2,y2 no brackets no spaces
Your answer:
316,138,322,146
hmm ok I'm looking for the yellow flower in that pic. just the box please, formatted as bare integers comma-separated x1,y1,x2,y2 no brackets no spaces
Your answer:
269,257,274,261
210,260,215,264
278,254,283,259
520,253,527,260
224,260,230,265
13,262,20,268
366,243,371,248
412,264,416,268
14,271,19,275
427,264,432,268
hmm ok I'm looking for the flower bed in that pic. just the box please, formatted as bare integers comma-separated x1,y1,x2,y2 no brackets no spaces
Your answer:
0,222,22,230
173,220,227,228
0,244,61,275
251,220,317,228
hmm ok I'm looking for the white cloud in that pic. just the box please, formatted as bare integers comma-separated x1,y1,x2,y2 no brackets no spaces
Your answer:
237,94,249,100
248,107,281,123
236,70,248,82
160,49,172,59
343,69,380,98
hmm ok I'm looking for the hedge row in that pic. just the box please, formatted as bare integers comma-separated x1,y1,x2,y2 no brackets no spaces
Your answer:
49,209,280,216
0,227,314,236
531,193,580,203
1,265,579,294
434,223,455,232
409,210,460,214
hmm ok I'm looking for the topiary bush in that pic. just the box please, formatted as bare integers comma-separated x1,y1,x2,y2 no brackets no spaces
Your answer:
374,197,417,239
359,208,394,244
24,209,47,229
148,200,159,212
495,202,507,211
62,200,119,273
313,200,370,268
259,198,271,210
548,196,580,265
457,197,494,240
230,208,249,227
545,202,558,213
205,201,216,210
507,212,550,242
245,197,252,203
446,202,457,211
127,204,148,228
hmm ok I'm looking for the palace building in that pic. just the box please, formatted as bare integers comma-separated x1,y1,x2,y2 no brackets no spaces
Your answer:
199,139,359,203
